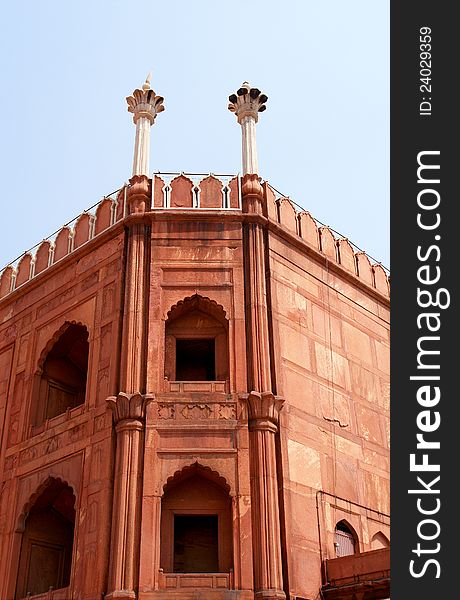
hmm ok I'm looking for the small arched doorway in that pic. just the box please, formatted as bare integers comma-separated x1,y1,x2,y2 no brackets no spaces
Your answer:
160,464,233,575
15,479,76,599
334,520,358,557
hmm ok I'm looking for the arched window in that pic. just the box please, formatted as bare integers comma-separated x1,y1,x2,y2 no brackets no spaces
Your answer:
334,521,358,557
160,464,232,575
164,296,228,385
15,479,76,599
33,323,89,427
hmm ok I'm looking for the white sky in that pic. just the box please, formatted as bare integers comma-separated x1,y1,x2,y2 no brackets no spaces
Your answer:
0,0,389,269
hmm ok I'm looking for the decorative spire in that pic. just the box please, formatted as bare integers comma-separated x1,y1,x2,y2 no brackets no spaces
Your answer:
126,75,165,177
228,82,268,175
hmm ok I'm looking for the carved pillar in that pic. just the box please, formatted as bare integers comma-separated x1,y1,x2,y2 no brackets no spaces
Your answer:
105,78,164,600
243,392,285,600
230,85,285,599
106,394,152,599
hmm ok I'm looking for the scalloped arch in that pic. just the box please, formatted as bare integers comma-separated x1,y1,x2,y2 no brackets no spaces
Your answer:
162,461,231,496
165,294,228,324
36,320,90,374
16,476,75,533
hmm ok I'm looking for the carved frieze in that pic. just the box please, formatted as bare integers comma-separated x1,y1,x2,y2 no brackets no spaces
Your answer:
156,402,236,421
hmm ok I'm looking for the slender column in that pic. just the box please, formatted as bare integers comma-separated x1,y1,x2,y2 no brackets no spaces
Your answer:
127,74,164,177
228,81,267,175
105,78,164,600
230,84,285,600
243,392,285,600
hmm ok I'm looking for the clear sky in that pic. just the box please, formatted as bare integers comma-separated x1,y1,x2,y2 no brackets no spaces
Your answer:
0,0,389,270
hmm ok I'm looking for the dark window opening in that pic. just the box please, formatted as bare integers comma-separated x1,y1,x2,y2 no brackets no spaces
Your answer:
35,324,89,425
173,515,218,573
16,481,75,599
175,338,215,381
334,522,356,557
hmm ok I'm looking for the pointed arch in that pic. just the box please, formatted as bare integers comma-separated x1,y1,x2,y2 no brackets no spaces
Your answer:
371,531,390,549
334,520,359,557
15,477,76,599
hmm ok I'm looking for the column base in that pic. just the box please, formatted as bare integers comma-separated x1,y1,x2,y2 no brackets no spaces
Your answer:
254,591,286,600
105,591,137,600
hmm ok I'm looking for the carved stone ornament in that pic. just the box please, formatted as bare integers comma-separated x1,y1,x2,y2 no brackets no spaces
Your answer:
241,173,263,199
106,392,153,424
241,391,284,431
126,74,165,125
228,82,268,124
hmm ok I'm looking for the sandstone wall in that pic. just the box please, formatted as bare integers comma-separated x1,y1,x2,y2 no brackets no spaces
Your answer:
0,227,125,599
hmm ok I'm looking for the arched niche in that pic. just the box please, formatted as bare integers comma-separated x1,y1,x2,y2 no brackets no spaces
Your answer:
15,478,76,599
32,323,89,428
164,295,229,385
160,463,233,575
371,531,390,550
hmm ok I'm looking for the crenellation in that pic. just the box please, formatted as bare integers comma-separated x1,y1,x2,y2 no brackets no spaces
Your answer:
355,252,374,287
373,264,390,296
53,226,72,263
319,227,337,261
0,265,13,298
73,213,92,250
34,240,52,276
228,176,240,208
278,197,298,235
115,186,126,221
264,181,279,221
0,191,125,300
199,175,224,209
267,188,389,297
153,175,165,207
298,211,320,249
170,174,194,208
15,254,32,289
337,238,357,275
95,198,113,235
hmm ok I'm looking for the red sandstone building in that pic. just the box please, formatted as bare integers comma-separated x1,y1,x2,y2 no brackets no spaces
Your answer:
0,79,390,600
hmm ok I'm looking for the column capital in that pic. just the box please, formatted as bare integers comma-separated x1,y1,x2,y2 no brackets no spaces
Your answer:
106,392,154,424
126,174,151,214
228,82,268,124
126,74,165,125
240,391,284,432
